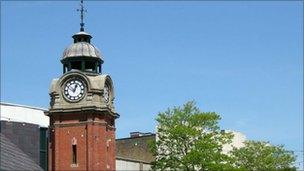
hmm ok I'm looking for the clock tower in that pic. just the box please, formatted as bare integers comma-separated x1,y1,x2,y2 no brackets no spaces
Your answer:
46,1,119,170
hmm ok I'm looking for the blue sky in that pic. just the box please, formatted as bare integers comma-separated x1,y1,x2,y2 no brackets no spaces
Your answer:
1,1,303,168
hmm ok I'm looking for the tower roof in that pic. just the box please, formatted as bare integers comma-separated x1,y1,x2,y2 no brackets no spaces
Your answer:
62,41,102,61
61,31,103,63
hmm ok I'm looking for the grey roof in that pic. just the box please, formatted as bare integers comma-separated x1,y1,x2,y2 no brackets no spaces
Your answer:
62,42,102,60
0,133,43,171
73,31,91,36
0,102,47,112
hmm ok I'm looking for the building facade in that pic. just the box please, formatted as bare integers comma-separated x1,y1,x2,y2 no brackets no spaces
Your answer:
0,103,153,171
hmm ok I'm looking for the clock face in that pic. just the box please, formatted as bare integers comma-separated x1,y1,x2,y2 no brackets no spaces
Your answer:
63,79,86,102
104,85,109,103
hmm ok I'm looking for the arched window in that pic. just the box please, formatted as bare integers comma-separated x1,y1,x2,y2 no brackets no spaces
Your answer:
72,144,77,164
71,137,77,166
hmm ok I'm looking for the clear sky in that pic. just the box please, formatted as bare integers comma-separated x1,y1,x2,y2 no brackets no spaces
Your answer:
1,1,303,168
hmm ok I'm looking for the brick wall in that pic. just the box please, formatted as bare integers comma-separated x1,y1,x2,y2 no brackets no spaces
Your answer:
48,112,116,170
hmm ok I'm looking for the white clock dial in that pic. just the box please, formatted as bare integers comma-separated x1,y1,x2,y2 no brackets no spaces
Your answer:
104,85,109,103
64,79,85,101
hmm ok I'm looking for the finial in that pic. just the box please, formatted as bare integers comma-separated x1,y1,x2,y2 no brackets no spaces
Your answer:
77,0,87,32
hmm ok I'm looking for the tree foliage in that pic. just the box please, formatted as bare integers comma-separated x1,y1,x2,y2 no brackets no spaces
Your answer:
150,101,297,171
150,101,234,171
230,140,296,171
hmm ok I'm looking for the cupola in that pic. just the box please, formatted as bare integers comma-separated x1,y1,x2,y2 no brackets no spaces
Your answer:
61,31,103,74
60,1,103,74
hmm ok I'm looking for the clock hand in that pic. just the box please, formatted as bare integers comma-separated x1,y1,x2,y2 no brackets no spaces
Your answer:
68,86,74,92
73,84,78,92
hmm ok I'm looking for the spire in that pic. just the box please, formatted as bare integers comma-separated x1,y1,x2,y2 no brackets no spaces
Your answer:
73,0,92,44
77,0,87,31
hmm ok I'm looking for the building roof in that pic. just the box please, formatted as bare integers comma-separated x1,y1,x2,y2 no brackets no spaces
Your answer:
0,102,47,111
0,133,43,171
62,42,102,60
73,31,92,37
61,31,103,62
0,102,49,127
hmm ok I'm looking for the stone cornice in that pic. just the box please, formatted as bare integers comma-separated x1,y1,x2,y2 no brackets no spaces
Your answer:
51,120,116,130
45,106,119,119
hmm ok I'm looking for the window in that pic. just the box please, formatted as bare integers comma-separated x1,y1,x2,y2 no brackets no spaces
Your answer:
85,61,96,72
72,145,77,164
70,61,82,70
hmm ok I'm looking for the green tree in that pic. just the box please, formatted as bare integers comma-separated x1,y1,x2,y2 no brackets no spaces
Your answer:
150,101,235,171
229,140,296,171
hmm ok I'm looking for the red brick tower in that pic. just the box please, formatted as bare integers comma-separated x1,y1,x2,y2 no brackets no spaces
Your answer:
46,2,119,170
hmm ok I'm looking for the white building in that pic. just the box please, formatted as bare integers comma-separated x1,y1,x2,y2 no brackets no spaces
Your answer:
0,102,49,127
222,130,246,154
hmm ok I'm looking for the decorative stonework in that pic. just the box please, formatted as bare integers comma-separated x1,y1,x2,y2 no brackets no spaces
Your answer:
47,71,118,117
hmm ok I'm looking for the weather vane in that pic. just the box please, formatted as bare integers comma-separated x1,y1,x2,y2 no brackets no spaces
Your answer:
77,0,87,31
